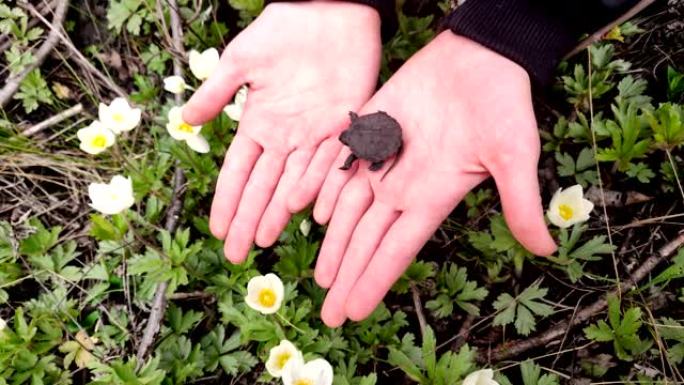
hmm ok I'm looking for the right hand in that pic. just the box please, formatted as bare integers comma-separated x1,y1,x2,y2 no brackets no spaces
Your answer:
183,1,382,263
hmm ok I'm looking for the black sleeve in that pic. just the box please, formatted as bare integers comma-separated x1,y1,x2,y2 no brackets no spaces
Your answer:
442,0,640,85
264,0,398,41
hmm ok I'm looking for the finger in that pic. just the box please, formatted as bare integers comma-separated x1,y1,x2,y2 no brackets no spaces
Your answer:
490,156,557,256
183,49,245,125
315,177,373,289
287,137,343,213
313,147,356,225
255,149,314,247
209,135,262,240
224,151,287,263
345,211,440,322
321,202,399,327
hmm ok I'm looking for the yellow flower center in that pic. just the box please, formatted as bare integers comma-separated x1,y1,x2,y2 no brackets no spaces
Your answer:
112,113,125,123
178,122,194,133
276,352,291,369
92,135,107,148
258,288,277,308
293,380,314,385
558,204,574,221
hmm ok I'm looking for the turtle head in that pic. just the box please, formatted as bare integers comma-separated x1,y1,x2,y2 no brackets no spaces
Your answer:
339,129,352,146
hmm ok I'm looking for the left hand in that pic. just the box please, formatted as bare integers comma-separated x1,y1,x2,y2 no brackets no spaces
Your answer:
303,32,558,327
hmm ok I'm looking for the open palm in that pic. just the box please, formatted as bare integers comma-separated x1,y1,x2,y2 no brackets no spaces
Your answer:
183,2,382,263
298,32,558,327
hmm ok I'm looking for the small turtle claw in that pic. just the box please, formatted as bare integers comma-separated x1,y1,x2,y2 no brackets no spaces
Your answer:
369,161,384,171
339,154,357,170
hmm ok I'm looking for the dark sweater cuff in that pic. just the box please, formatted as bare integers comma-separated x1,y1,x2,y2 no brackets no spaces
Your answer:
264,0,397,42
443,1,578,85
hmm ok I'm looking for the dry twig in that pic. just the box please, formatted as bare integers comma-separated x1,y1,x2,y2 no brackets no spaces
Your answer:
0,0,69,109
481,232,684,363
21,103,83,137
564,0,656,59
410,282,428,340
21,2,127,99
0,0,56,53
135,0,187,367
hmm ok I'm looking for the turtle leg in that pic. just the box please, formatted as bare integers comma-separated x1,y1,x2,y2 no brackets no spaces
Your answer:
339,154,358,170
369,161,384,171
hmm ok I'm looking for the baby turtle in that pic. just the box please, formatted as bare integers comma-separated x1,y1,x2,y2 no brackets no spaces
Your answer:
339,111,403,172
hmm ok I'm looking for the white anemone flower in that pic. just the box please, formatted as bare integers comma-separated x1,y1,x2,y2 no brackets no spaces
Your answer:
163,76,187,94
77,121,116,155
547,184,594,228
98,97,141,134
185,134,210,153
282,358,333,385
166,106,210,153
462,369,500,385
245,273,284,314
265,340,304,378
189,48,219,81
88,175,135,215
223,85,248,121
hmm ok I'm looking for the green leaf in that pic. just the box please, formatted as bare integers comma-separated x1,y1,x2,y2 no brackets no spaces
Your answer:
19,219,61,257
585,320,614,342
520,360,560,385
107,0,139,34
422,327,436,378
387,346,427,383
667,66,684,101
14,69,53,113
492,281,552,335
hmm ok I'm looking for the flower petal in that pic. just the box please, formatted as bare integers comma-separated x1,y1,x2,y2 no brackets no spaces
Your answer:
186,134,210,153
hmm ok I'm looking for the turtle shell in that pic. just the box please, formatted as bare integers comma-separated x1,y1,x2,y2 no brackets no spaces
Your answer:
339,111,402,162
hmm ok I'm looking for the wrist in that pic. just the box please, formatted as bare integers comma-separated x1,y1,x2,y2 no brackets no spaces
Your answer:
430,31,531,86
264,0,397,41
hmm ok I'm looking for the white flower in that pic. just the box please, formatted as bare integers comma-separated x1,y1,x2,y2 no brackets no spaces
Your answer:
98,97,141,134
189,48,219,81
223,85,248,121
299,219,311,237
547,184,594,228
166,106,201,140
282,358,333,385
166,106,210,153
185,134,210,154
163,76,187,94
77,121,116,155
462,369,500,385
88,175,135,215
245,273,284,314
0,317,6,331
265,340,304,378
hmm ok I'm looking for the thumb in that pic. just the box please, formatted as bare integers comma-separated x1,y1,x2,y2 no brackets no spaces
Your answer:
183,48,246,125
489,154,557,256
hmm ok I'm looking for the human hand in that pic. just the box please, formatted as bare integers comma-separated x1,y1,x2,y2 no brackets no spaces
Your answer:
306,31,558,327
183,1,382,262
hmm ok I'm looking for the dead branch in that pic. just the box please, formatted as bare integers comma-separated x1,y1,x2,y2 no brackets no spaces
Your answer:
564,0,656,59
21,103,83,137
482,232,684,363
21,2,127,99
135,0,187,367
169,291,214,300
0,0,56,53
451,313,475,352
410,282,428,341
135,167,186,365
0,0,69,109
